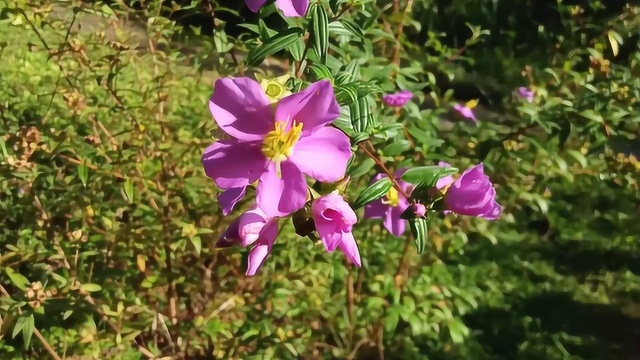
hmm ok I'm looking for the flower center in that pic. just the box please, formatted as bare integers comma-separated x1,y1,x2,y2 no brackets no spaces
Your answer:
262,120,303,176
382,187,400,207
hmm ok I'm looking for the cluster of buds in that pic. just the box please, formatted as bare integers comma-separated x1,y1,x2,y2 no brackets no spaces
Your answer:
589,55,611,75
5,126,43,170
25,281,56,309
62,89,87,116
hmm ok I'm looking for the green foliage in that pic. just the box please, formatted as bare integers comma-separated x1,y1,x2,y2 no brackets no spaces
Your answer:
0,0,639,359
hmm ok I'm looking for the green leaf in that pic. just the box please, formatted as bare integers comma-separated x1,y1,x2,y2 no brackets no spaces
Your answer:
310,3,329,64
385,307,400,333
21,314,34,349
78,164,88,187
409,217,428,254
12,313,34,349
308,63,333,80
352,177,392,209
347,158,375,178
123,178,134,204
5,268,29,291
80,283,102,292
287,37,305,61
382,140,411,156
401,166,459,187
349,97,373,133
190,236,202,255
339,19,365,40
246,27,305,67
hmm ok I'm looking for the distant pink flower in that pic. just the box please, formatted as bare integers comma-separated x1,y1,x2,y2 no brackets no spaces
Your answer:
202,78,351,218
364,169,413,237
382,90,413,107
516,87,534,103
246,0,309,17
311,193,361,266
217,205,279,276
453,99,479,122
444,163,501,220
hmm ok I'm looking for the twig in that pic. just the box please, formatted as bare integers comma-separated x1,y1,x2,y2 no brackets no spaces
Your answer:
357,140,411,199
392,0,414,66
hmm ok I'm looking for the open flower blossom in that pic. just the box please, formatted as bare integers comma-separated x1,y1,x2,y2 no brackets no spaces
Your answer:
202,78,352,218
246,0,309,17
364,169,413,237
311,193,361,266
453,99,478,122
217,205,279,276
382,90,413,108
443,163,501,220
516,87,535,103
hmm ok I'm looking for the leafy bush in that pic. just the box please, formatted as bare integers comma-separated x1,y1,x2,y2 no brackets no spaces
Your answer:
0,0,639,359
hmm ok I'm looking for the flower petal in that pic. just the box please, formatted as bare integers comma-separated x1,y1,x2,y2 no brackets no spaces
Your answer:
338,232,361,267
218,187,246,216
257,161,308,217
364,200,388,219
238,206,270,247
384,204,408,237
202,140,268,189
275,80,340,135
316,218,342,252
276,0,309,17
210,78,273,141
217,218,241,248
245,220,278,276
436,162,455,190
245,0,267,12
289,127,352,183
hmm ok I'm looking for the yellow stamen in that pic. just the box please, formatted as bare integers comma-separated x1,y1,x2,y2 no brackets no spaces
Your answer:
262,120,303,177
382,187,400,207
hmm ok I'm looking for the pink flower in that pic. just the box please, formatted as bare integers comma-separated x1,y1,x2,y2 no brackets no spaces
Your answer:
311,193,361,266
444,163,501,220
246,0,309,17
516,87,534,103
217,205,279,276
217,186,246,216
202,78,352,218
382,90,413,107
435,162,455,190
453,99,478,122
364,169,413,237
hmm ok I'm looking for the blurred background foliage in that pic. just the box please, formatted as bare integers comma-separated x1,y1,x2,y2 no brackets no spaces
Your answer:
0,0,639,359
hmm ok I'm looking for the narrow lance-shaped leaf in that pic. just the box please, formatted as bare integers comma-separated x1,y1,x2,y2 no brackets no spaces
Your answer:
246,27,305,67
401,166,459,187
310,4,329,64
352,177,392,209
408,217,428,254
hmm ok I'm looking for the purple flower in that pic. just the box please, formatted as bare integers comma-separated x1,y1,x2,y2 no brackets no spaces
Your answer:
453,99,478,122
444,163,501,220
202,78,352,218
382,90,413,108
435,161,455,190
364,169,413,237
311,193,361,266
246,0,309,17
516,87,535,103
217,205,279,276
